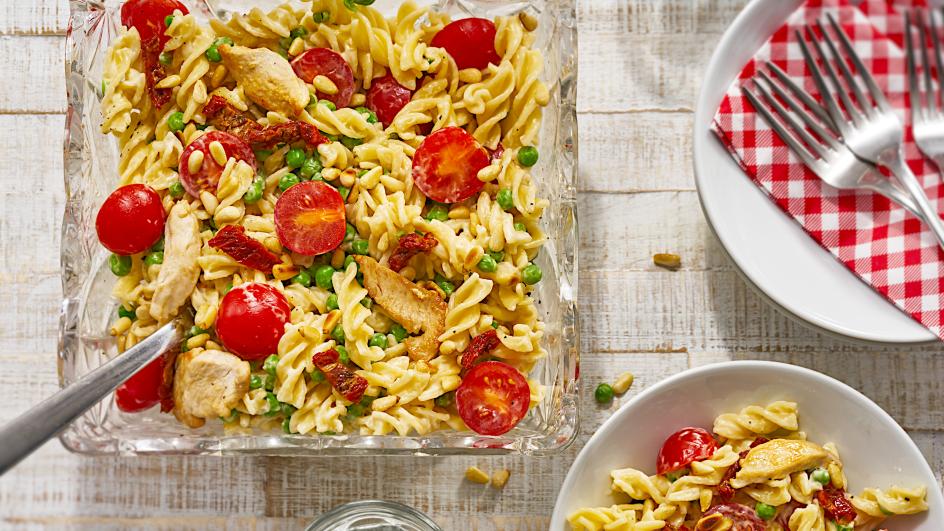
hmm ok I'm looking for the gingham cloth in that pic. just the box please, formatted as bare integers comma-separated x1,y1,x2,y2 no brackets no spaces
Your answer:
712,0,944,340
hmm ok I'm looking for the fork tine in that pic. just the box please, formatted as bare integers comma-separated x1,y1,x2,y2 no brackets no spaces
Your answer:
815,19,870,124
741,84,821,169
758,68,841,152
766,61,834,126
930,9,944,114
804,25,864,126
825,12,892,111
906,11,926,121
797,28,852,137
918,10,936,114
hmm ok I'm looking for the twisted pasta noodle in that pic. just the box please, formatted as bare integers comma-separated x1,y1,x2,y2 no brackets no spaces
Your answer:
318,140,355,170
275,315,329,408
787,471,824,505
209,4,302,46
477,148,547,221
414,218,485,277
665,445,739,511
713,401,799,441
213,158,254,225
332,263,385,369
117,110,156,185
821,442,847,490
236,388,269,416
852,485,928,517
164,15,213,122
566,504,639,531
363,191,423,255
461,60,515,150
742,476,792,506
494,322,546,372
190,280,224,330
788,503,825,531
358,402,450,436
502,47,549,149
438,274,493,355
101,28,146,135
470,192,532,252
610,468,670,504
417,352,461,401
291,383,346,434
388,80,462,139
358,356,430,405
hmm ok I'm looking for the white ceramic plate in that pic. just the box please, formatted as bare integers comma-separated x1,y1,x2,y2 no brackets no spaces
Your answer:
692,0,937,344
550,361,943,529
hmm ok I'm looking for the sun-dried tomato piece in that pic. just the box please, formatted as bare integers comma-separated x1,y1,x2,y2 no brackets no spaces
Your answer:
312,349,368,402
816,485,858,524
460,329,501,370
388,233,438,272
143,50,172,109
209,225,282,272
203,95,328,150
158,345,179,413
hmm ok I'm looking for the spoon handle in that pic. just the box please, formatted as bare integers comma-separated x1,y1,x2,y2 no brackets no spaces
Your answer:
0,322,181,475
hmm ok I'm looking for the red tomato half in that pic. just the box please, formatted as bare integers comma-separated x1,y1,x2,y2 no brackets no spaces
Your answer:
178,131,256,198
656,427,718,475
431,18,501,70
366,74,413,127
115,355,165,412
412,127,489,203
120,0,188,48
456,361,530,436
291,48,356,109
274,181,346,255
96,184,166,255
216,283,291,361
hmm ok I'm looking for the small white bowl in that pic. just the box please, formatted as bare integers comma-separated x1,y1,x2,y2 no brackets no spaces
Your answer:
550,361,943,530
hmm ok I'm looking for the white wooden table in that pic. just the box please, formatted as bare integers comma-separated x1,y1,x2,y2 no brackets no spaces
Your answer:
1,1,941,529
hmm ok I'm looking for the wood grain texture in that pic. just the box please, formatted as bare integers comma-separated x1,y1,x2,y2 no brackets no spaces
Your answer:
2,0,943,529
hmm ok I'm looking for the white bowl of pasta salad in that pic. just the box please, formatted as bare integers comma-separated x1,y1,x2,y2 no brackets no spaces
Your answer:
551,361,943,531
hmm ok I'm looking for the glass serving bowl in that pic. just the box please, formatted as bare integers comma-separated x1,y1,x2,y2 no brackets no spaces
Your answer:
59,0,578,456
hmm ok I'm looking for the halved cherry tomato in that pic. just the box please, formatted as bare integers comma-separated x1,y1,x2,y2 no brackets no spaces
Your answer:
455,361,530,436
120,0,188,48
431,18,501,70
274,181,346,255
115,355,165,412
216,283,291,361
412,127,490,203
96,184,166,255
656,427,718,475
366,74,413,127
291,48,356,109
178,131,256,198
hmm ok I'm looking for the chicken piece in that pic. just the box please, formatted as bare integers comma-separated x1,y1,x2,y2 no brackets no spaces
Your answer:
149,200,201,322
731,439,830,488
172,348,250,428
218,44,309,117
354,256,447,361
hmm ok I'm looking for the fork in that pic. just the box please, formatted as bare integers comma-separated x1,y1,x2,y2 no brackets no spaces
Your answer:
741,62,923,219
797,14,944,249
905,9,944,170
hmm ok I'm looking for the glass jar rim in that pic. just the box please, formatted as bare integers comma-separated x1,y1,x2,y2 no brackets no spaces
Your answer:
305,499,442,531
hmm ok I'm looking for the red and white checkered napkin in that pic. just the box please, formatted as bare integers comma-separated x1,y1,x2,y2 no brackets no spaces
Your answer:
712,0,944,340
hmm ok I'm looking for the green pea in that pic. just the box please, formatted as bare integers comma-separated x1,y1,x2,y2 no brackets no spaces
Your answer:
145,251,164,266
368,333,387,349
490,321,500,329
343,255,356,270
223,283,233,295
314,265,336,290
109,254,132,277
496,188,514,210
351,239,369,255
517,146,539,167
167,111,185,132
289,27,308,39
169,180,185,198
164,14,174,27
514,222,527,232
264,392,281,416
282,417,293,433
101,80,107,96
300,156,322,178
310,369,326,384
391,324,408,342
356,169,368,178
195,123,209,131
204,37,233,62
159,52,173,66
425,204,449,222
359,395,376,408
355,106,378,124
276,47,289,60
278,172,300,191
336,345,349,364
331,324,346,344
325,293,339,310
278,36,293,50
341,136,363,150
594,383,614,403
249,374,264,390
434,392,453,408
477,254,497,273
263,354,280,377
220,408,239,423
835,525,853,531
292,270,312,287
150,238,165,252
522,263,543,285
281,403,297,417
434,274,454,297
322,430,336,435
343,0,356,9
354,0,376,4
360,297,372,309
264,373,275,391
243,178,264,204
755,502,775,521
285,147,306,168
180,339,190,353
346,403,365,419
117,305,137,321
337,186,350,201
319,99,337,111
313,10,330,23
811,468,830,485
344,223,357,242
188,325,206,337
487,250,504,263
254,149,272,162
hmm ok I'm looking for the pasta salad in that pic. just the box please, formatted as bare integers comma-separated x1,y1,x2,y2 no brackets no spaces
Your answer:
96,0,550,437
568,402,928,531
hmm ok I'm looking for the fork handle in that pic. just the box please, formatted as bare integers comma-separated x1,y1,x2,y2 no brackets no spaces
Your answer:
885,151,944,250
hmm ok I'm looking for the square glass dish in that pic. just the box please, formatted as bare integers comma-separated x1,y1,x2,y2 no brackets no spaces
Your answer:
60,0,578,455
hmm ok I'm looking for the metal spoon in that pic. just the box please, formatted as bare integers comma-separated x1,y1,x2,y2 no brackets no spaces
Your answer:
0,322,181,475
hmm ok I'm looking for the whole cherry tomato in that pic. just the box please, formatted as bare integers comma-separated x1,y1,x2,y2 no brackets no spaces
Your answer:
216,283,291,361
115,355,165,412
656,427,718,475
455,361,530,436
366,74,413,127
96,183,166,255
431,18,501,70
412,127,490,203
120,0,189,48
291,48,356,109
178,131,256,198
274,181,346,256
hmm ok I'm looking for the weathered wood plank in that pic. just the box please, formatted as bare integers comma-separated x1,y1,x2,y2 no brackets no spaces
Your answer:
0,36,66,113
577,0,749,34
0,0,68,36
